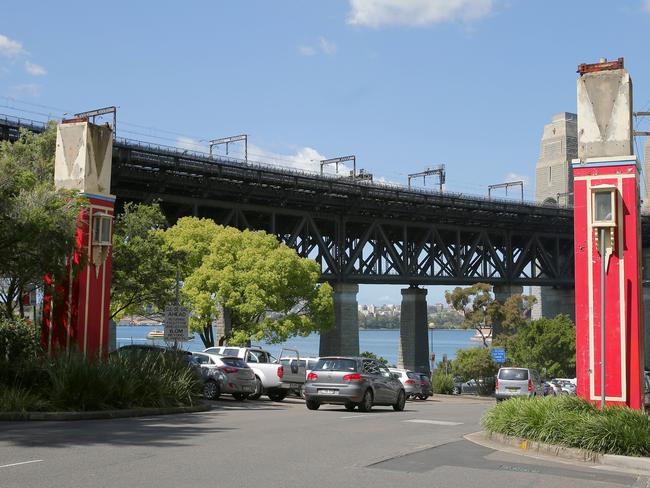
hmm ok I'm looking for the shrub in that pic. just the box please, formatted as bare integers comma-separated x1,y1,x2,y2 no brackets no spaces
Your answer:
432,372,455,394
0,350,202,412
0,386,51,412
0,316,41,364
482,396,650,457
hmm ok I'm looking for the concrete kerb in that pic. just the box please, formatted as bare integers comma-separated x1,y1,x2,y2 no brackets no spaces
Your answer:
465,431,650,475
0,402,211,421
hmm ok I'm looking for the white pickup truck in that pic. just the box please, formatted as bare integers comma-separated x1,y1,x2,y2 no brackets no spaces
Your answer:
279,348,319,397
203,346,286,401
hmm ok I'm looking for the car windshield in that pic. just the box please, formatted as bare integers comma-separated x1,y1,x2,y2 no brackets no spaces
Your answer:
314,358,357,372
498,368,529,380
223,348,240,356
221,357,248,368
407,372,419,380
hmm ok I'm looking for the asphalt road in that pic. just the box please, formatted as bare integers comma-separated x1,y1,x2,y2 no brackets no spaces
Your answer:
0,395,645,488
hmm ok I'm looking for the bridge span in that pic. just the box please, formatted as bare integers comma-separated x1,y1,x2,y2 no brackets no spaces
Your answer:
2,113,645,371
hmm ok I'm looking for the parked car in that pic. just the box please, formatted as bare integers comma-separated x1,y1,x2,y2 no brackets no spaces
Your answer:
303,357,406,412
548,380,564,396
452,377,479,395
204,346,285,401
190,352,256,400
542,382,554,396
495,367,544,402
644,373,650,411
417,372,433,400
279,349,319,397
388,368,421,399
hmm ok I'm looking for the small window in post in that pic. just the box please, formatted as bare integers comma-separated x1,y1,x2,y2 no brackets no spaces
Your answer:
592,187,616,227
93,215,112,245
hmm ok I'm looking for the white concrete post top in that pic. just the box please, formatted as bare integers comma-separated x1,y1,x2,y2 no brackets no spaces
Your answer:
577,68,633,161
54,121,113,196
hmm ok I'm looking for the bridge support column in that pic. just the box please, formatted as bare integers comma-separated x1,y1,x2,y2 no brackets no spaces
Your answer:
319,283,359,357
397,287,429,374
492,285,523,338
530,287,575,322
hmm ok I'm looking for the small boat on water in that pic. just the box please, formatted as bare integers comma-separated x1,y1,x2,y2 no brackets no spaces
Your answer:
146,329,165,340
470,328,492,344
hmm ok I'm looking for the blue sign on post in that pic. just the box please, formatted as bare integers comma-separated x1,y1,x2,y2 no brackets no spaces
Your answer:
491,348,506,363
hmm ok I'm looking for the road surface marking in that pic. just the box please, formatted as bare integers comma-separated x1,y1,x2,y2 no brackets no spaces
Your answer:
0,460,43,469
340,415,378,419
403,419,462,426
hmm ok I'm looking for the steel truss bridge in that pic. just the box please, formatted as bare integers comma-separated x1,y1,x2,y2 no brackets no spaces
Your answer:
2,113,618,288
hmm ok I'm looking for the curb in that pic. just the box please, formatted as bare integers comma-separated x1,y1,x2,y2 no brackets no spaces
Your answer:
0,402,211,421
465,431,650,475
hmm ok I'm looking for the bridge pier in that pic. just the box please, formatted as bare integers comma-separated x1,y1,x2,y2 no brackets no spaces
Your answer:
397,287,430,374
492,285,523,337
530,286,575,322
319,283,359,357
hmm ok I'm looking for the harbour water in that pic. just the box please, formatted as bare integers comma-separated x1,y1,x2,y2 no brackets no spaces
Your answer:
117,326,476,366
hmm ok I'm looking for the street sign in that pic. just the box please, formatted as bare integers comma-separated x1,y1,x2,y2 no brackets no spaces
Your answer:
164,305,189,342
491,348,506,363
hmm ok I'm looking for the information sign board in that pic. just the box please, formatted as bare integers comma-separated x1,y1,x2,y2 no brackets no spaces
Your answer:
491,348,506,363
164,305,189,342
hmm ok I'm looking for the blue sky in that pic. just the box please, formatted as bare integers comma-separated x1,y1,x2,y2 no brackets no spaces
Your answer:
2,0,650,305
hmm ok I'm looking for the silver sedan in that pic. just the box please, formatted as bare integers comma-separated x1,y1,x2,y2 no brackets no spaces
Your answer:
303,357,406,412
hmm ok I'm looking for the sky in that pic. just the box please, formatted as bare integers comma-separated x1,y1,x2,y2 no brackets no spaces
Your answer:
2,0,650,305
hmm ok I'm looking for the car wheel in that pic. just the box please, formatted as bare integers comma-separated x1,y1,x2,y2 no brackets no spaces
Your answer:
248,377,263,400
268,390,288,402
344,401,356,411
358,390,373,412
203,380,220,400
232,393,246,401
306,399,320,410
452,386,461,395
393,390,406,411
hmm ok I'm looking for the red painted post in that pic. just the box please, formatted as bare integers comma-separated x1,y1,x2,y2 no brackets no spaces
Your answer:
572,59,644,409
41,120,114,358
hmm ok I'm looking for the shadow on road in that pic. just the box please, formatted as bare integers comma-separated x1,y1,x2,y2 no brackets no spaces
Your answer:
0,411,232,449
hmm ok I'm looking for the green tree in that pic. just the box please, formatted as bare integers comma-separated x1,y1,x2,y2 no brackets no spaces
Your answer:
445,284,502,347
508,314,576,379
452,347,498,395
0,124,81,319
360,351,388,365
164,217,334,347
109,202,176,320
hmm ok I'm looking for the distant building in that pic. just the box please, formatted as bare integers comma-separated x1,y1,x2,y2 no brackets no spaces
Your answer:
532,112,578,320
535,112,578,206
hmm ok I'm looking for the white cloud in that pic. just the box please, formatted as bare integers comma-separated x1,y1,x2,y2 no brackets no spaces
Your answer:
25,61,46,76
645,0,650,11
347,0,495,27
505,172,529,185
247,144,346,174
8,83,42,97
176,136,206,153
298,45,316,56
319,37,337,55
299,36,337,57
0,34,26,58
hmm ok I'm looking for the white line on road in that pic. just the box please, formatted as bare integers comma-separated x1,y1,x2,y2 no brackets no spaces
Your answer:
403,419,463,426
0,460,44,469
